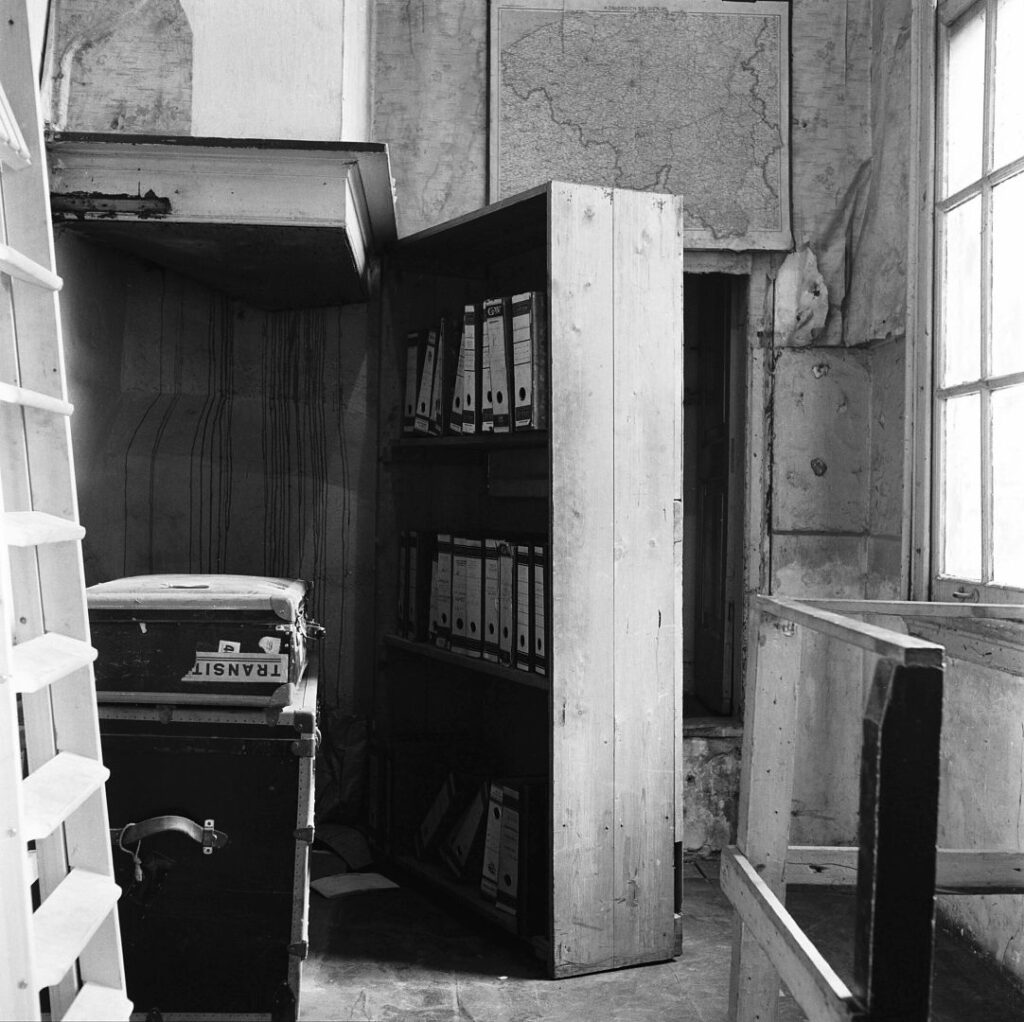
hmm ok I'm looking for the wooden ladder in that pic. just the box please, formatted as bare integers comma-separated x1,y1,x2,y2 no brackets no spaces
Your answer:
0,5,132,1020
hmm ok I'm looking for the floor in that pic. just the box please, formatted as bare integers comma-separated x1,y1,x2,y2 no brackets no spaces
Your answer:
300,853,1024,1022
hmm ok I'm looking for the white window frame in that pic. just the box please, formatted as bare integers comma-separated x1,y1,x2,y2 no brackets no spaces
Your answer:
908,0,1024,606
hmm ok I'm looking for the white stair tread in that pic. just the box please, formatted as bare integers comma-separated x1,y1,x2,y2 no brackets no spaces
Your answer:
3,510,85,547
33,868,120,989
63,981,133,1022
23,752,109,842
0,380,73,415
0,240,62,291
10,633,97,694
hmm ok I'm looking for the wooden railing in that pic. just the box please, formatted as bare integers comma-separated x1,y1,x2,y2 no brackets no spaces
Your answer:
723,596,1024,1022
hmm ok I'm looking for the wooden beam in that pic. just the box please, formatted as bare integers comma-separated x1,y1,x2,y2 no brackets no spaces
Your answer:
799,598,1024,624
721,846,861,1022
755,596,944,668
786,846,1024,895
729,608,800,1022
853,661,943,1019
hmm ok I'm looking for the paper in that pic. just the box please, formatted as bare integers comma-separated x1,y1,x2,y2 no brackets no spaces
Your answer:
311,872,399,899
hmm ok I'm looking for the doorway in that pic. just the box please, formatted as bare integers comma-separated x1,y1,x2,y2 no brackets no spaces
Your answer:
683,272,746,716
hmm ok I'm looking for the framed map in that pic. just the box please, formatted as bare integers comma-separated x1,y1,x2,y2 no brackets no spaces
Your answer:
490,0,791,250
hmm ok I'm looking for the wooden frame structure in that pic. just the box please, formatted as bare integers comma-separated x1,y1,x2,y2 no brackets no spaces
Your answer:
724,595,1024,1021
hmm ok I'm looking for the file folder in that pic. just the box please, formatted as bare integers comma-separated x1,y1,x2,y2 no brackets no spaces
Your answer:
511,291,547,431
495,784,521,917
406,531,431,641
482,538,501,662
460,304,480,434
480,303,494,433
449,317,466,434
498,542,515,666
430,317,458,436
403,328,426,435
532,543,547,675
463,537,484,658
431,532,453,649
514,543,533,672
450,535,470,655
439,782,487,879
480,782,504,900
485,296,513,433
414,772,458,858
413,326,438,434
396,531,409,635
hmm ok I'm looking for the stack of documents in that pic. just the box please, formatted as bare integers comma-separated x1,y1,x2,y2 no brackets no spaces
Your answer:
397,531,548,676
402,291,547,439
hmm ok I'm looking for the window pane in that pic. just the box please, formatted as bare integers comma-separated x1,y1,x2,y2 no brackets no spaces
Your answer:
992,172,1024,376
995,0,1024,168
942,393,982,580
993,386,1024,586
944,5,986,196
940,197,982,386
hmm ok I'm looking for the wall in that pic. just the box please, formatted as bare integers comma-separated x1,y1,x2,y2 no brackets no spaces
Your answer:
57,232,378,714
49,0,370,140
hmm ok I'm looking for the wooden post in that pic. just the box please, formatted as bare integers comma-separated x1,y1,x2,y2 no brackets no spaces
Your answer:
853,660,943,1020
728,608,800,1021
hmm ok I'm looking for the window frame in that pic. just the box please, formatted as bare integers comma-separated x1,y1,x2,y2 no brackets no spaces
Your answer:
909,0,1024,606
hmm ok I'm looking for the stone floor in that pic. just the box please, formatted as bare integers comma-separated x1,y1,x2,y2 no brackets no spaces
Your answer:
300,854,1024,1022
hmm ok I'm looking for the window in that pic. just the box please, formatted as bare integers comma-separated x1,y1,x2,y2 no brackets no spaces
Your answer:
933,0,1024,602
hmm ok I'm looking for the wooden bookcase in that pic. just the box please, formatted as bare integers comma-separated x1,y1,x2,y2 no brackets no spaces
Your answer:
373,181,683,978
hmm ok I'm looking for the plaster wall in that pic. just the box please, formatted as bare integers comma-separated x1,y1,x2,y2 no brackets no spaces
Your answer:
49,0,370,140
56,232,378,714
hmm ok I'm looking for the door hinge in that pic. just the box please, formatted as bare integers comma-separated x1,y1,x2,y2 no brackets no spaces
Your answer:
288,940,309,959
294,825,315,843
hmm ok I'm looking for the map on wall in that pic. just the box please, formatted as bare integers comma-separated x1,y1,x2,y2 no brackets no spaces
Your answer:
490,0,791,250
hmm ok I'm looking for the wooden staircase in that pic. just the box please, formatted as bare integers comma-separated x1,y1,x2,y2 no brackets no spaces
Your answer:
0,4,131,1019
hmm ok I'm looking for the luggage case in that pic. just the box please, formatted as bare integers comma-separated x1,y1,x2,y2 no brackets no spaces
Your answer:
98,667,318,1022
87,574,318,707
88,575,321,1020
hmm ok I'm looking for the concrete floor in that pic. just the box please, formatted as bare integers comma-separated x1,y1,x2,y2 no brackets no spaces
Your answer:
300,854,1024,1022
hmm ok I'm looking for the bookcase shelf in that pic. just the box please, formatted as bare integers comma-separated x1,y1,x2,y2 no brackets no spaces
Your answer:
390,852,521,937
374,181,683,979
383,635,550,691
386,431,547,461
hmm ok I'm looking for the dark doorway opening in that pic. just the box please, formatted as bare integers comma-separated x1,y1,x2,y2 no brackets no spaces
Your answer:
683,273,745,717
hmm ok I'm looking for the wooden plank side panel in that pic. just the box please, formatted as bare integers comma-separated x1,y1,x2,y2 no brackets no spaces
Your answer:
549,182,616,978
721,847,859,1022
611,189,680,965
786,846,1024,894
729,609,800,1022
853,661,942,1019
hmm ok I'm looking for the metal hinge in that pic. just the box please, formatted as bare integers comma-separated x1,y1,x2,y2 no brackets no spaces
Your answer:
290,736,317,758
288,940,309,959
294,825,315,843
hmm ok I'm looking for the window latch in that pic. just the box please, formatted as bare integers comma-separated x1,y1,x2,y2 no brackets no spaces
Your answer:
951,586,980,602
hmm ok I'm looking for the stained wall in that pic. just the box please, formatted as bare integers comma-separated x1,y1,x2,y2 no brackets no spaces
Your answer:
56,232,378,713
